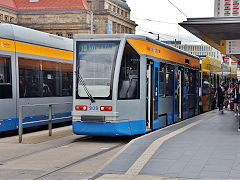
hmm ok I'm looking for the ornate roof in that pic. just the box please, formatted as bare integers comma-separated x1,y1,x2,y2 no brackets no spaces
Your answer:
0,0,90,12
0,0,17,10
110,0,130,10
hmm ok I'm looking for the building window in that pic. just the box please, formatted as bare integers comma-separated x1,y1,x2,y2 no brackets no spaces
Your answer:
121,25,125,33
10,17,14,23
56,32,63,37
67,33,73,39
4,15,8,22
125,27,129,34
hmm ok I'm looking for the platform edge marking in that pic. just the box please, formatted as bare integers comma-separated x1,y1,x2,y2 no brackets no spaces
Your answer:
125,113,216,175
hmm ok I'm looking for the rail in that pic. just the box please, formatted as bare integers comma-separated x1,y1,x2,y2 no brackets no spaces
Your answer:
18,102,72,143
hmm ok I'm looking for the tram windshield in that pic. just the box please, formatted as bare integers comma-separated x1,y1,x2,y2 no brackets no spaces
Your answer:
76,41,120,99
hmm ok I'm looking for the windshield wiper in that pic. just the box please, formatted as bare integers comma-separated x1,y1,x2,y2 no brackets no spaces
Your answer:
78,72,96,103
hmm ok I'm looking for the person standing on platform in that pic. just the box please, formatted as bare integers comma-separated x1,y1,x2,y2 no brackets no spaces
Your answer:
232,83,240,116
214,81,226,114
237,83,240,116
229,83,234,111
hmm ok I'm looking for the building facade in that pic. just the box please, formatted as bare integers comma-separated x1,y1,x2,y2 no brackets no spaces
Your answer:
214,0,240,17
87,0,136,34
175,44,222,60
0,0,136,38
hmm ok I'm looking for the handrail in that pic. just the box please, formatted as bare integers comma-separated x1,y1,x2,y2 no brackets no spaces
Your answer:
18,102,72,143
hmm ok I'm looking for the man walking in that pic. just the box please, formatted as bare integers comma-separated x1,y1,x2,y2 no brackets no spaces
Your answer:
214,82,225,114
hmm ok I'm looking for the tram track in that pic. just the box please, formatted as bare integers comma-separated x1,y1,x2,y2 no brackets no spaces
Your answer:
33,143,126,180
0,135,92,165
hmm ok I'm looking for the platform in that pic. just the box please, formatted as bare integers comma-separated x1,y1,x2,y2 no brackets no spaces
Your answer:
97,110,240,180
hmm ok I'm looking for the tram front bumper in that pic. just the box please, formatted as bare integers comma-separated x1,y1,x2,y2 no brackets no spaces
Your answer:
72,120,146,136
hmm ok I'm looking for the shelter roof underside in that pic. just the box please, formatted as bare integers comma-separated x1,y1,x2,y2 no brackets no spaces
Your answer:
180,17,240,62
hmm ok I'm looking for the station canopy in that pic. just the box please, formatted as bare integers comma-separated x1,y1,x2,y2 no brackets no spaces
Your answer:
179,17,240,62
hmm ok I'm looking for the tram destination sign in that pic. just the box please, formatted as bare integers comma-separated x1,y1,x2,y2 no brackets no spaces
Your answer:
221,40,240,55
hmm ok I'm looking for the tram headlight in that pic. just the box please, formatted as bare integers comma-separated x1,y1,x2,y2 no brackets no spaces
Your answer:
100,106,112,111
75,106,88,111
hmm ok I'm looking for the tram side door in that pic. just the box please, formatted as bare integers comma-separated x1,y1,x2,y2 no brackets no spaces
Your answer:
174,66,178,122
146,59,159,130
153,61,159,129
146,60,153,130
177,69,183,120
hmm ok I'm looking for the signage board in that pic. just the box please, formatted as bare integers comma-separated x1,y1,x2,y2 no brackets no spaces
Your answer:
221,40,240,54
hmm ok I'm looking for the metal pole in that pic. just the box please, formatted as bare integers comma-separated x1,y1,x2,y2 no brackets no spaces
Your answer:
90,11,94,34
49,104,52,136
18,106,23,143
222,63,224,81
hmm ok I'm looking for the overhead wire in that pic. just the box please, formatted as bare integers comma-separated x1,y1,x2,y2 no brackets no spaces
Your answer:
167,0,188,18
132,17,177,25
137,26,200,43
133,0,198,43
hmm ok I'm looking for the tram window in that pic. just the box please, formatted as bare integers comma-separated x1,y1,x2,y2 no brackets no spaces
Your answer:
61,63,73,96
19,58,41,98
184,69,190,95
159,62,165,96
166,64,174,96
189,70,196,94
0,56,12,99
19,58,73,98
42,61,60,97
118,42,140,99
202,72,209,96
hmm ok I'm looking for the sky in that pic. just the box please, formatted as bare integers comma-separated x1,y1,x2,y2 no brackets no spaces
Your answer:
126,0,215,44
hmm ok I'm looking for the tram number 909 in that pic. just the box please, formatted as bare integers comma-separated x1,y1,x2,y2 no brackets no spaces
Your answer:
89,106,99,111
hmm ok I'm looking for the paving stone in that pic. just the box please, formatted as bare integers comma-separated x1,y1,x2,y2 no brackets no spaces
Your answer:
178,171,199,179
153,151,183,160
183,164,204,173
198,170,229,179
229,170,240,178
141,159,175,175
205,159,234,167
201,164,232,172
166,161,188,174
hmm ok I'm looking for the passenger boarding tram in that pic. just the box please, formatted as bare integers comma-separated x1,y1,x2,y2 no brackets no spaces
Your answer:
72,35,200,136
0,23,73,132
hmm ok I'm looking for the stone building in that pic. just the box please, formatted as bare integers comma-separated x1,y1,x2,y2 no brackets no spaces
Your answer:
0,0,136,38
0,1,18,24
87,0,136,34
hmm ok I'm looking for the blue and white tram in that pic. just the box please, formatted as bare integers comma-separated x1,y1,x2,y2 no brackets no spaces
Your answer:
72,34,200,136
0,23,73,132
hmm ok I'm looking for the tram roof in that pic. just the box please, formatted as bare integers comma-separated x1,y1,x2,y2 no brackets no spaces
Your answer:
74,34,200,60
179,17,240,62
0,23,73,51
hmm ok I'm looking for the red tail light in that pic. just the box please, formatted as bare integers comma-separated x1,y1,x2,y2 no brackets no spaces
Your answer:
75,106,87,111
100,106,112,111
